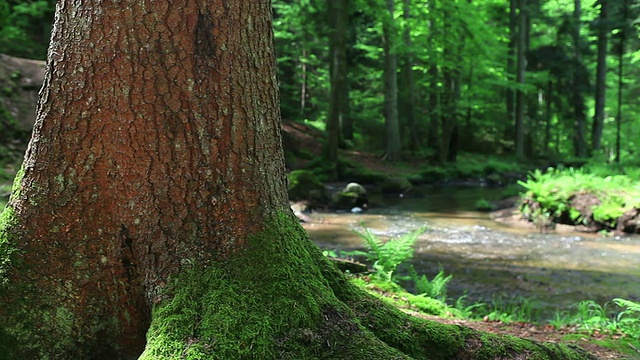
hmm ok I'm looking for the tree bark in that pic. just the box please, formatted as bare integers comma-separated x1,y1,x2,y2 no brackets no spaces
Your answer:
0,1,287,358
0,1,599,359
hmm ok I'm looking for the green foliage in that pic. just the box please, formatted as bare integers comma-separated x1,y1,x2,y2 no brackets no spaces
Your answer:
474,296,542,324
475,199,493,211
518,168,640,228
612,298,640,338
409,266,452,302
0,0,53,59
549,298,640,340
354,226,425,282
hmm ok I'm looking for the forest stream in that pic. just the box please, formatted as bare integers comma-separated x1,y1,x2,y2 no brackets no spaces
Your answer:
303,185,640,319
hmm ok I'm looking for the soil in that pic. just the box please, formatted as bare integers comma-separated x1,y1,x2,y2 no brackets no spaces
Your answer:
412,313,636,360
282,121,638,360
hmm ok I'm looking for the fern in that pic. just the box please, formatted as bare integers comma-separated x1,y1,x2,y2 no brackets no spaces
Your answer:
410,266,452,301
355,226,426,282
614,298,640,313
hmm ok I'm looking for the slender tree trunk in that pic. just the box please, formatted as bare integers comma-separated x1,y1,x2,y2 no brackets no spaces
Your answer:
544,80,553,154
402,0,419,155
515,0,528,160
0,1,601,360
506,0,517,136
383,0,402,161
326,0,349,177
572,0,588,158
614,0,627,163
300,48,308,116
426,0,440,157
592,0,609,153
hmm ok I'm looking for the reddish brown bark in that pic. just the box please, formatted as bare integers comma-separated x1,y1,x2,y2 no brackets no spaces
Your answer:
1,1,287,358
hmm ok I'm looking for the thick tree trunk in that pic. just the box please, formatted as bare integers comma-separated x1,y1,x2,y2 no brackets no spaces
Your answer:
0,1,287,358
0,1,599,359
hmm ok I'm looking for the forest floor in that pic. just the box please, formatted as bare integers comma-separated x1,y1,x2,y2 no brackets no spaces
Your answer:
282,121,638,360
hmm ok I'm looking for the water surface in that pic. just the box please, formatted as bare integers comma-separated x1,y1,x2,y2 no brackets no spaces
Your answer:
303,186,640,318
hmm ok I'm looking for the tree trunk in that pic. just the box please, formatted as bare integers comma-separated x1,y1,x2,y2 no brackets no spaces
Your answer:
515,0,528,160
383,0,402,161
0,1,287,358
614,0,627,163
506,0,517,138
402,0,419,155
572,0,588,158
591,0,608,154
426,0,441,157
0,1,598,359
544,80,553,155
326,0,349,177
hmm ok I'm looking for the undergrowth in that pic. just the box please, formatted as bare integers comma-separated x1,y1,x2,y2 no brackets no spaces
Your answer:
519,168,640,229
323,225,640,356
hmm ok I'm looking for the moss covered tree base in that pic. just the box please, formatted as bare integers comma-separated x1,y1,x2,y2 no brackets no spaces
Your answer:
141,215,596,360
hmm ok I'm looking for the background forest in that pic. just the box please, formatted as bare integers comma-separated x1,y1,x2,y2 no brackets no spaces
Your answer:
1,0,639,166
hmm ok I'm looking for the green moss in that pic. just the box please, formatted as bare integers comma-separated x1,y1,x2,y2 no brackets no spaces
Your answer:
10,165,24,200
141,212,597,359
0,204,18,284
0,204,20,357
141,213,406,359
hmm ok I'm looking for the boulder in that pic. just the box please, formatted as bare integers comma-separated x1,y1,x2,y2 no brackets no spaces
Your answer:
329,182,368,211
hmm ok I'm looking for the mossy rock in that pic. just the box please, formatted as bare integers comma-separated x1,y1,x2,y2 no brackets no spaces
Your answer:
380,177,413,194
287,170,328,204
329,183,368,211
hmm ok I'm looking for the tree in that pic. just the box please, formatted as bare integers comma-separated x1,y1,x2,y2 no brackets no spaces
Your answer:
0,1,599,359
515,0,528,160
591,0,609,154
506,0,518,140
400,0,419,155
571,0,588,158
326,0,349,176
382,0,402,161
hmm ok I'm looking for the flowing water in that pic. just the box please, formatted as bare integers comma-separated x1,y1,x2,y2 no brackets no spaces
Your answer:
303,185,640,319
